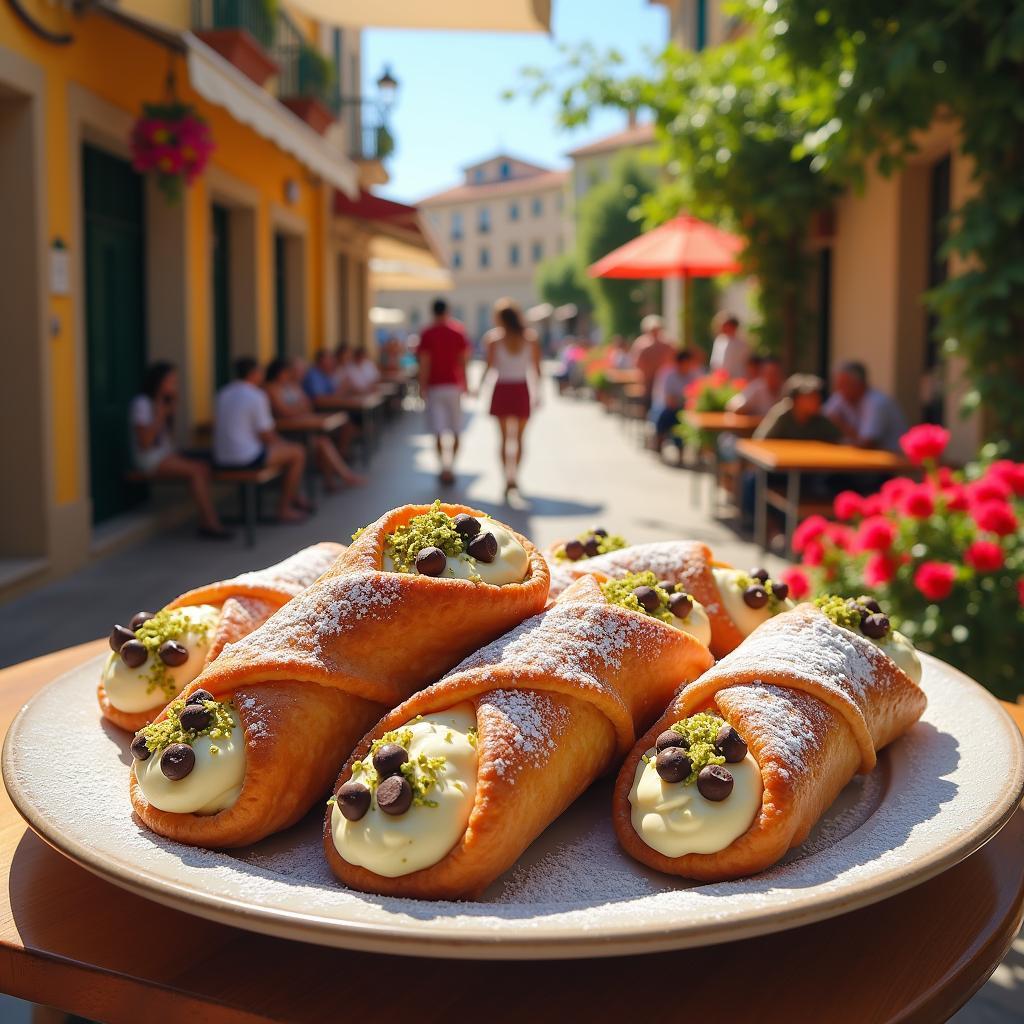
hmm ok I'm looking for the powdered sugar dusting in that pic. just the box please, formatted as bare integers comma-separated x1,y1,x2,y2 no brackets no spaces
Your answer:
227,542,342,598
548,541,709,599
5,651,1014,952
480,689,568,778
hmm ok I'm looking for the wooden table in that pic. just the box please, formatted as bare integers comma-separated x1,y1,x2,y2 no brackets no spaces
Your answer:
683,411,763,508
275,412,349,509
0,641,1022,1022
736,439,912,555
313,392,388,464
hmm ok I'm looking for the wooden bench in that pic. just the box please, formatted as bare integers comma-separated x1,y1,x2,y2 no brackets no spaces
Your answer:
125,465,284,548
764,486,833,520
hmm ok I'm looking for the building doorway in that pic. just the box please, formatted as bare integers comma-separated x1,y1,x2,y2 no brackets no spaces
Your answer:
273,231,288,359
83,143,146,524
211,202,232,391
273,229,305,358
923,154,951,425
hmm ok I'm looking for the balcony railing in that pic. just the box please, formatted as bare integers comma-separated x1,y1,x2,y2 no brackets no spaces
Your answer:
192,0,276,50
337,97,395,162
268,11,336,109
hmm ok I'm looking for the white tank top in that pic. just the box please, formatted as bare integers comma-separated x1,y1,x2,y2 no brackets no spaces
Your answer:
491,334,531,382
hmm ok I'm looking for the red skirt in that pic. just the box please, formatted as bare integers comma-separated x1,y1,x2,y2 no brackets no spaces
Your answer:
490,380,531,419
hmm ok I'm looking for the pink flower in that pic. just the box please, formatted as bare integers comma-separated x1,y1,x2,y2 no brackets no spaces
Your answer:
857,516,897,553
914,561,956,601
879,477,913,508
967,476,1011,506
901,484,935,519
965,540,1004,573
792,514,829,554
833,490,864,521
779,567,811,600
802,540,826,567
900,424,950,464
987,460,1024,497
972,501,1018,537
864,552,897,587
825,523,856,552
940,483,969,512
860,494,886,517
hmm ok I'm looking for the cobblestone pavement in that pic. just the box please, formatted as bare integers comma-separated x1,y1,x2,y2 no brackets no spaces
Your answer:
0,371,1019,1020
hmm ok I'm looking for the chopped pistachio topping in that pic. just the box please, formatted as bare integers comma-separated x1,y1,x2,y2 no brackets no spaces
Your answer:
815,594,873,631
133,608,211,700
383,500,466,573
467,727,478,748
601,571,685,625
555,530,629,561
140,697,235,755
669,711,727,785
732,572,788,611
351,726,449,809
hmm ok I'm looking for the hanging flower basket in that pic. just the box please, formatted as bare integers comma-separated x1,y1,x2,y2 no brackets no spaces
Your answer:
131,102,214,203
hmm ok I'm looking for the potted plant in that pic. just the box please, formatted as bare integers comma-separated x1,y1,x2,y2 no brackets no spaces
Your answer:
280,44,336,134
194,0,280,87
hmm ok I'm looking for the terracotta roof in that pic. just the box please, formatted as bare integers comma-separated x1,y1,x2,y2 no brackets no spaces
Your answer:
418,169,569,207
566,122,656,158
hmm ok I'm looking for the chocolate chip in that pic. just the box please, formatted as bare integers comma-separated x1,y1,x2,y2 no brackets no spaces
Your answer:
697,764,734,801
160,743,195,781
178,704,212,733
658,580,675,593
158,640,189,667
861,613,891,639
452,513,481,541
109,625,136,653
632,585,660,613
655,747,693,783
749,567,770,583
669,592,693,619
583,537,600,558
130,733,151,761
592,527,608,537
414,546,447,577
129,611,155,631
655,730,687,752
716,724,748,763
467,531,498,563
742,585,769,609
186,689,214,706
772,582,790,602
372,742,409,778
376,774,413,815
336,781,371,822
563,539,585,561
120,640,148,668
859,597,882,614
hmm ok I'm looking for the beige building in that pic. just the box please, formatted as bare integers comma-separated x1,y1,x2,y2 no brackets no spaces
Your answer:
566,120,656,206
377,155,569,341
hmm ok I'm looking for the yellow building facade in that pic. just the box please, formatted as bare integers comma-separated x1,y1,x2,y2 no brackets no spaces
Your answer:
0,0,390,592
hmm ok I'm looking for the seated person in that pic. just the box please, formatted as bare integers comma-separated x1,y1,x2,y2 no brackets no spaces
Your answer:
755,374,842,442
303,349,338,402
728,355,785,417
213,357,308,524
345,346,381,394
649,348,700,449
265,358,365,491
332,343,355,393
823,360,907,453
129,362,230,539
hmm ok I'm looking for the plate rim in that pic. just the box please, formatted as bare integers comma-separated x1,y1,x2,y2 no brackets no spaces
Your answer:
4,651,1024,960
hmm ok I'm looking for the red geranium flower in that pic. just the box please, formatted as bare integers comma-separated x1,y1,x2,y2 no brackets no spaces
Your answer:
972,501,1018,537
860,493,886,517
880,477,913,508
857,515,897,553
987,460,1024,497
899,424,950,464
778,567,811,600
792,514,829,554
864,552,897,587
914,561,956,601
833,490,863,521
939,483,969,512
901,484,934,519
965,540,1004,573
825,523,856,552
802,540,826,567
966,476,1011,506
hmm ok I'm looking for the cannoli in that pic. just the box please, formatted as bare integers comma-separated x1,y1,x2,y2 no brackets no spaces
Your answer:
546,525,629,564
98,542,342,732
324,572,714,899
613,598,927,881
129,503,549,848
548,540,794,657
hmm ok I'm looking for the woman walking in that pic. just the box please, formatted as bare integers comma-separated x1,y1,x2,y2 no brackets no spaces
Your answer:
485,298,541,498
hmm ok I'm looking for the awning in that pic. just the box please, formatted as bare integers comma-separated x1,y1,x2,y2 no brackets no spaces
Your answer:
287,0,550,32
370,236,452,293
184,32,359,197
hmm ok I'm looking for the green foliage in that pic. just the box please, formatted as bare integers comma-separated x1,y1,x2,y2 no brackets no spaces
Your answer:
535,250,591,312
574,151,661,337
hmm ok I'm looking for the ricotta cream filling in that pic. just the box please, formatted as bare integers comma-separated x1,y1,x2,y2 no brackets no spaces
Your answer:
331,704,478,877
384,522,528,586
711,568,793,637
666,598,712,647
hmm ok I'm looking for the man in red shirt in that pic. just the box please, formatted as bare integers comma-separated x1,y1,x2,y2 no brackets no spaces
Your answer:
417,298,470,485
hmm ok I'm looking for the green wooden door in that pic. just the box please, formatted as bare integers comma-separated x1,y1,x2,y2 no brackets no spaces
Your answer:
212,203,232,391
83,144,146,524
273,232,287,359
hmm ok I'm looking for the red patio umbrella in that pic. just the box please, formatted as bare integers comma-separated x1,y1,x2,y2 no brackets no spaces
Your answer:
588,213,743,343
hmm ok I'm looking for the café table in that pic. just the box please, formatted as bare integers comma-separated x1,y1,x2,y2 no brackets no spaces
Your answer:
682,411,762,508
313,391,388,465
0,640,1022,1023
736,438,912,556
602,367,645,418
274,411,349,510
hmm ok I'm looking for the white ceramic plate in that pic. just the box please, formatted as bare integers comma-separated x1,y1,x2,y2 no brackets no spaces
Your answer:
4,652,1023,959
